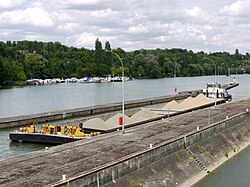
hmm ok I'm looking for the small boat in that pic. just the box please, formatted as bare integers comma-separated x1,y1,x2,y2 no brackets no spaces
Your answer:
111,76,132,82
9,121,100,144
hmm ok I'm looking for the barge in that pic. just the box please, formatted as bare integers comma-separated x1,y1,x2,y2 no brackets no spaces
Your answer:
9,121,100,144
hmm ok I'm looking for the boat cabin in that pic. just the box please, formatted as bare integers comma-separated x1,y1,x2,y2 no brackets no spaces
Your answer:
203,83,231,99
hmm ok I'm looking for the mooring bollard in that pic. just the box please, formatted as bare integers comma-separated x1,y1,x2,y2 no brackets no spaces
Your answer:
62,175,66,181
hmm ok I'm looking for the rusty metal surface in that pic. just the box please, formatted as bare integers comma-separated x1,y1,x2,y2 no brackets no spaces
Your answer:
0,97,249,187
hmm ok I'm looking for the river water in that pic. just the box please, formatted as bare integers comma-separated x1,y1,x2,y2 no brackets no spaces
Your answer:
0,75,241,118
195,146,250,187
0,75,250,186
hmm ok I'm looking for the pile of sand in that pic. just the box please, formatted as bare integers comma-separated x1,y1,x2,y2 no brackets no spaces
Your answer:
83,118,108,130
178,97,195,110
82,110,158,131
162,94,215,110
162,100,180,110
194,93,213,105
105,113,132,129
130,108,158,123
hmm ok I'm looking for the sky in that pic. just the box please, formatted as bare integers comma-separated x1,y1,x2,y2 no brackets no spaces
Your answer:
0,0,250,54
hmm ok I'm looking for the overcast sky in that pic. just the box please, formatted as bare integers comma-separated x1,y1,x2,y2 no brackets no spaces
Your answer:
0,0,250,53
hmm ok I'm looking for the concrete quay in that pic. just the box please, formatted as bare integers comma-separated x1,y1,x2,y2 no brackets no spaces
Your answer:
0,97,249,187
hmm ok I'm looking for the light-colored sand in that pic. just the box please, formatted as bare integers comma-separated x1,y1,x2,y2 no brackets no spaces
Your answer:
105,113,132,129
162,100,180,110
130,108,158,123
83,118,108,130
178,96,196,110
195,93,213,104
82,110,159,131
162,94,215,111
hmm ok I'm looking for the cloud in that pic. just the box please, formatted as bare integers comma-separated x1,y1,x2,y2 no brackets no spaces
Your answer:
59,0,111,11
0,7,54,27
0,29,16,39
57,23,80,33
1,0,250,54
52,12,73,22
184,6,210,24
222,0,250,16
90,8,117,18
128,24,148,34
66,32,113,48
187,27,207,41
0,0,26,9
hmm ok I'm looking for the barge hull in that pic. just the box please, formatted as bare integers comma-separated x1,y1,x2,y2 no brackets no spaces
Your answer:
9,132,80,144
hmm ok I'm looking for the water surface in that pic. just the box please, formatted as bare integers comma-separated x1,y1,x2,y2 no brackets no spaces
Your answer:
0,75,243,118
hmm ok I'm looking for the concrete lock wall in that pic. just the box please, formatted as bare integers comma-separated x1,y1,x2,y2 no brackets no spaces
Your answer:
53,138,185,187
184,111,249,148
53,110,250,187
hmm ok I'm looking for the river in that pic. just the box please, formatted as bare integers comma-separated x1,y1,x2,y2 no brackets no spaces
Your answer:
0,75,241,118
195,146,250,187
0,75,249,186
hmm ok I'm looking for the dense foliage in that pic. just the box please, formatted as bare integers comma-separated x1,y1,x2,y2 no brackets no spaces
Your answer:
0,39,250,86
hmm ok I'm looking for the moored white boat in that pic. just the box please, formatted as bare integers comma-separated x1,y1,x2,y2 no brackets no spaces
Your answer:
110,76,132,82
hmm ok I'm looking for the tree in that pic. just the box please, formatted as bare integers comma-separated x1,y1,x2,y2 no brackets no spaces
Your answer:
24,54,48,79
188,64,200,76
1,39,250,85
160,57,173,77
137,66,145,78
234,49,241,60
17,68,27,81
0,58,6,85
104,41,112,66
94,38,104,64
144,54,162,78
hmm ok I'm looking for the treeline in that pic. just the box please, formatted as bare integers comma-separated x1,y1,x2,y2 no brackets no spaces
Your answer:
0,39,250,86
